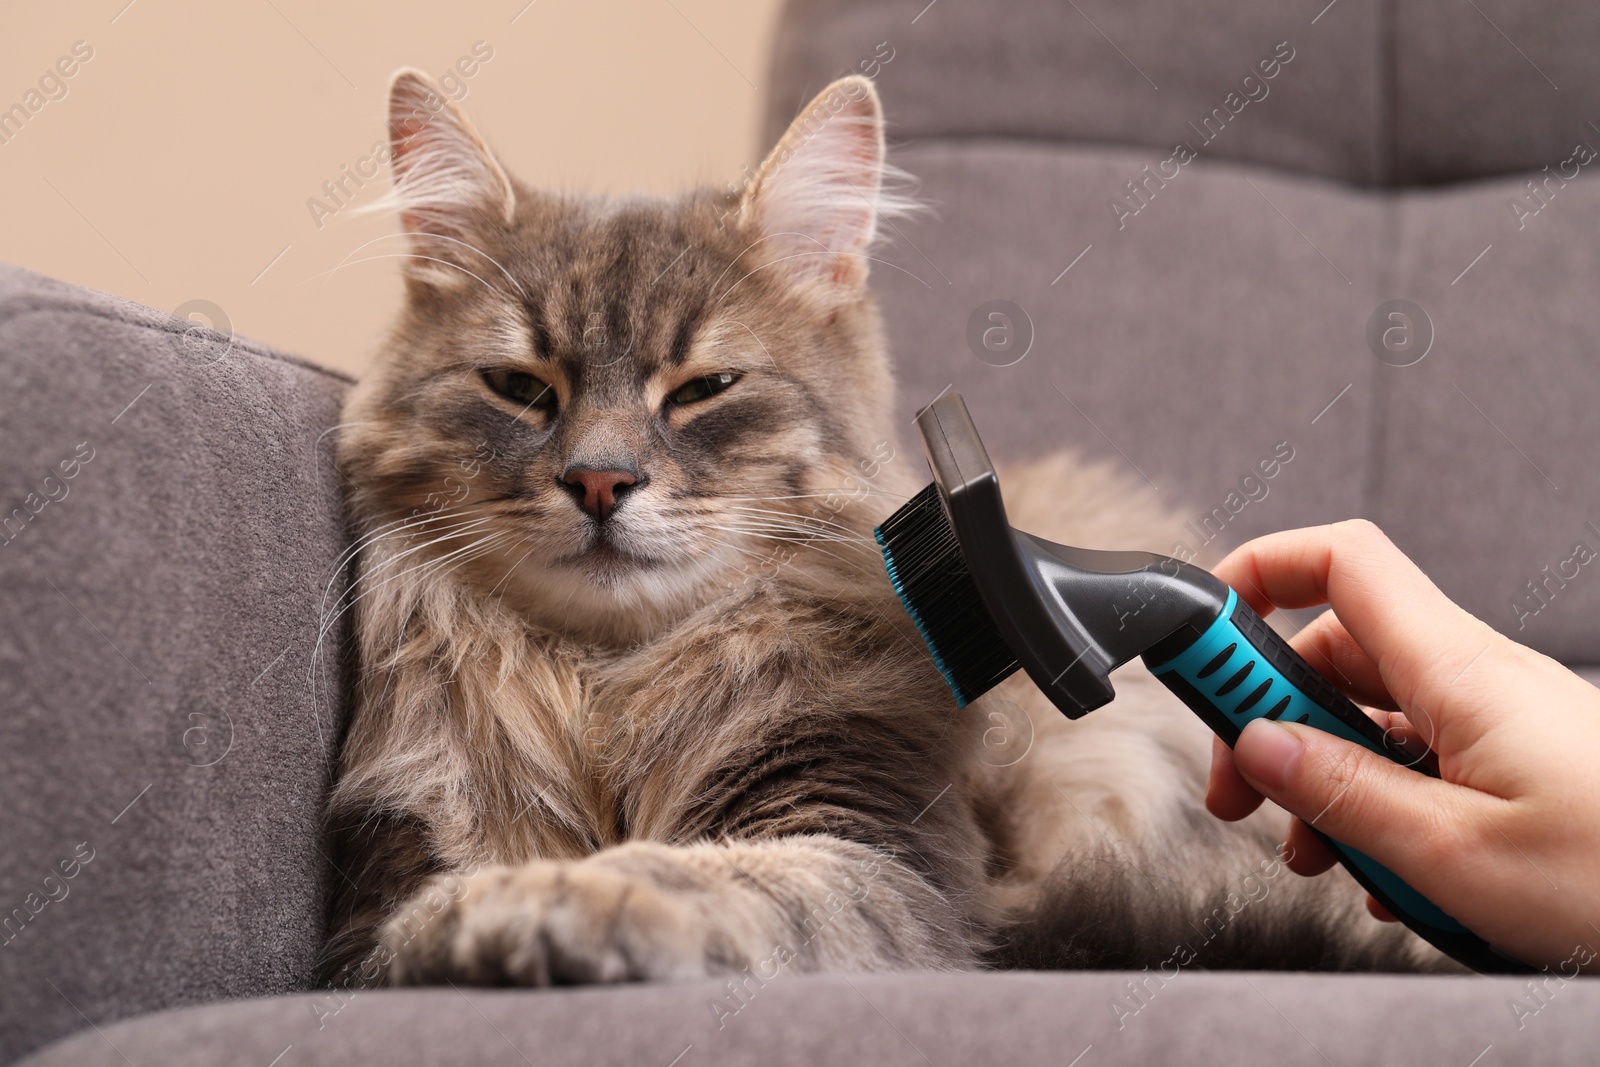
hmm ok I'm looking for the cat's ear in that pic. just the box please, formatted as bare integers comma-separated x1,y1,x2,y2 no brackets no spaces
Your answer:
384,68,515,283
739,76,893,294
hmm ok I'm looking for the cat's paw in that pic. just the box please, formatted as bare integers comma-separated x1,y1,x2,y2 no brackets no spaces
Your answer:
380,857,733,986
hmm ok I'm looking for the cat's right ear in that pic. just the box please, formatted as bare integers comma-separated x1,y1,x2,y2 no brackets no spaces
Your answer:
384,69,515,285
738,75,896,297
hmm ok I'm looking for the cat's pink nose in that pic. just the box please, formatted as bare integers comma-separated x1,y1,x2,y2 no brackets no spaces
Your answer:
562,467,640,521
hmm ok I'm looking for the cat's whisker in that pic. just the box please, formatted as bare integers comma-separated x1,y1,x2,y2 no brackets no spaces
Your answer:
700,524,871,568
697,530,790,581
712,517,871,540
322,509,501,618
711,488,906,501
716,510,875,539
336,507,497,575
718,319,780,369
485,533,540,603
651,500,882,524
351,531,514,639
717,524,872,548
315,421,374,449
345,496,513,551
723,539,862,573
321,518,488,635
704,518,832,550
330,231,533,301
367,519,502,578
713,250,933,308
705,230,829,305
311,513,498,735
495,500,560,519
724,505,866,536
315,518,502,653
302,253,513,302
418,530,516,588
395,532,506,583
358,534,519,678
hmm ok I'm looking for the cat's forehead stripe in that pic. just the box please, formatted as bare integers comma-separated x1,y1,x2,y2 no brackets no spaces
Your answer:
521,221,723,392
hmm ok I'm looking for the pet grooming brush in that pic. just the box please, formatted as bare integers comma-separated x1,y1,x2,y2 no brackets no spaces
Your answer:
875,390,1530,975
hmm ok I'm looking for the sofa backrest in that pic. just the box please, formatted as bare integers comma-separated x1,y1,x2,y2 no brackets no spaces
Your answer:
0,266,351,1061
766,0,1600,187
763,0,1600,667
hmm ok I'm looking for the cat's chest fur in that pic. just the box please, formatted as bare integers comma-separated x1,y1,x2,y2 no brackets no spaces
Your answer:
442,630,681,863
427,579,929,867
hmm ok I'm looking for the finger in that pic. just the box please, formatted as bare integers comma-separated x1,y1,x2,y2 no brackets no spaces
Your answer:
1214,520,1504,718
1214,527,1343,615
1206,736,1264,821
1287,610,1398,711
1373,710,1441,773
1230,718,1491,879
1284,816,1337,875
1366,895,1398,923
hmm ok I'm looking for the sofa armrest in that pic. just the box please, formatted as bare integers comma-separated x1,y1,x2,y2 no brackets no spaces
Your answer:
0,265,351,1062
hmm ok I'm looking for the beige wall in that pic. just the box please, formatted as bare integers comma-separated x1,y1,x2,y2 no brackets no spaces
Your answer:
0,1,783,377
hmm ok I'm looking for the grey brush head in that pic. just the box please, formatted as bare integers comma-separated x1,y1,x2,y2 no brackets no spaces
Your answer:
875,393,1230,717
875,482,1018,706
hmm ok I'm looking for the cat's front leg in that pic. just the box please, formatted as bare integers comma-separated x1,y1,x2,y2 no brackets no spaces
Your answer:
380,836,974,986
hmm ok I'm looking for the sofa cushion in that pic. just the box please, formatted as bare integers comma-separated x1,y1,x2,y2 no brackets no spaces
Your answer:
18,971,1600,1067
0,265,351,1063
765,0,1600,187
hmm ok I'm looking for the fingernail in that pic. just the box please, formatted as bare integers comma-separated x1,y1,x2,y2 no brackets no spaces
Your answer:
1236,719,1304,793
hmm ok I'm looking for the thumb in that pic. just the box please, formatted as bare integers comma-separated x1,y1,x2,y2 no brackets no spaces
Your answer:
1232,718,1485,879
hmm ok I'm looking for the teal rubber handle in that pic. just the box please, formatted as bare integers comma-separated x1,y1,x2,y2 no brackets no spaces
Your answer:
1145,589,1530,974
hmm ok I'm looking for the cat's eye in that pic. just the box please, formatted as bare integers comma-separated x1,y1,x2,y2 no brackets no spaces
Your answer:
481,367,556,411
667,372,738,407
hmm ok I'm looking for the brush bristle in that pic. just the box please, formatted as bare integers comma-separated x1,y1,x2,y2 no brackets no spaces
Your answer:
875,483,1021,706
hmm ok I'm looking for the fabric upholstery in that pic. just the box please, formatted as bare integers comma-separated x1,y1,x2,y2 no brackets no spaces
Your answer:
0,265,351,1062
20,970,1600,1067
764,0,1600,668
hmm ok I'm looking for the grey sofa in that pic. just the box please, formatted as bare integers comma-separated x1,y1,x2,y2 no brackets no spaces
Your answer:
5,0,1599,1062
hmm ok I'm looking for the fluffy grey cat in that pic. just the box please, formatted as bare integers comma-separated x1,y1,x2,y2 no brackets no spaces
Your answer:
321,69,1443,991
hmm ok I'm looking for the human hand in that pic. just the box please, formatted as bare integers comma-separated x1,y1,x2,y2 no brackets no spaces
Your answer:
1205,519,1600,970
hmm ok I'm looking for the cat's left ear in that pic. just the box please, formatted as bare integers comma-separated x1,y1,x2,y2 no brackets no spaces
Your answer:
739,76,890,294
384,68,515,284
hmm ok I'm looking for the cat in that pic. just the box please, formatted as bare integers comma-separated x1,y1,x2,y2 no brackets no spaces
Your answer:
322,69,1443,990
